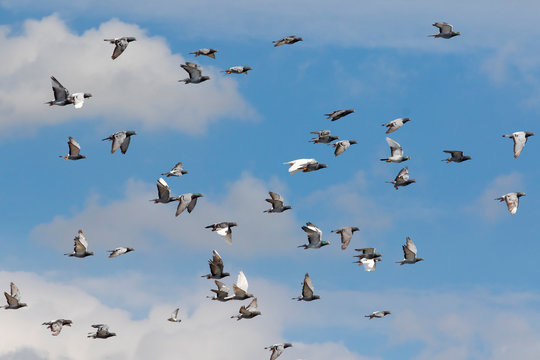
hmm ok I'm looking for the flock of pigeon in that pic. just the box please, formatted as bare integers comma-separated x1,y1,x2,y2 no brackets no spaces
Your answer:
3,22,534,360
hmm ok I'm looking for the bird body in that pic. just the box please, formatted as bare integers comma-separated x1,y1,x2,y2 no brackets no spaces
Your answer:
381,137,410,163
495,192,525,215
333,140,357,156
46,76,92,108
273,35,303,47
397,237,423,265
292,273,320,301
161,162,188,177
42,319,72,336
442,150,471,163
107,247,134,258
179,62,210,84
190,48,218,58
430,22,460,38
386,166,416,190
102,131,136,154
299,222,328,249
264,192,291,213
325,109,354,121
202,250,230,279
104,37,136,59
208,280,230,302
331,227,359,250
59,137,86,160
365,310,391,319
88,324,116,339
382,118,410,134
65,230,94,258
502,131,534,158
175,193,203,216
223,66,252,75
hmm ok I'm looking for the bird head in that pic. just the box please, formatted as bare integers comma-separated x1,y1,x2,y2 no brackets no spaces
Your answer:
321,241,330,247
63,320,73,326
517,192,526,198
349,140,358,145
244,67,252,71
283,206,292,211
126,131,137,136
403,118,411,123
201,76,211,82
312,295,321,300
127,37,136,42
463,155,472,161
80,155,87,159
318,163,328,169
526,132,535,137
351,227,360,232
404,156,411,161
126,248,135,253
193,193,204,198
284,343,293,349
416,257,424,262
108,332,117,337
453,32,461,36
83,93,92,98
87,251,95,256
297,37,303,42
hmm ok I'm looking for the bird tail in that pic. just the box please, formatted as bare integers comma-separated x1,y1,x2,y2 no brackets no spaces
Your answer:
45,101,54,106
178,79,189,84
380,158,388,161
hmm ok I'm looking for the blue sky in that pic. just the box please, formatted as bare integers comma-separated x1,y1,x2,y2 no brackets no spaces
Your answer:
0,1,540,359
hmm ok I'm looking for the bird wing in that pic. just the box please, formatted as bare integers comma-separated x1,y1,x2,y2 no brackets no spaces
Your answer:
157,178,171,201
111,132,126,153
97,325,109,336
236,271,248,292
355,247,375,255
111,39,128,59
186,197,199,213
5,292,18,306
285,159,315,174
77,230,89,250
513,132,527,158
215,280,229,295
443,150,463,157
120,135,131,154
302,273,314,298
505,193,519,214
270,347,283,360
395,167,409,182
72,93,85,109
339,228,353,250
302,222,321,245
334,141,347,156
246,298,258,311
406,237,417,255
67,137,81,157
181,62,202,81
10,282,21,300
386,137,403,157
171,162,184,173
50,322,62,336
434,22,453,34
50,76,69,101
176,194,191,216
211,250,225,274
172,308,179,318
361,258,376,271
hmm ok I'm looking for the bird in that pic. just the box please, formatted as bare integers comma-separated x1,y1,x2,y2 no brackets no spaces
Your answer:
365,310,391,319
201,250,230,279
59,137,86,160
299,222,329,249
382,118,410,134
175,193,203,216
442,150,472,163
167,308,181,322
3,282,27,309
264,192,292,213
325,109,354,121
331,227,359,250
380,137,410,163
179,62,210,84
205,222,237,245
502,132,534,158
46,76,92,109
104,37,136,59
102,131,136,154
397,237,424,265
353,248,382,260
495,192,526,215
42,319,72,336
310,131,339,144
207,280,230,302
161,162,188,177
222,66,252,75
151,178,179,204
88,324,116,339
231,298,261,320
190,48,218,59
64,230,94,258
273,35,303,47
107,247,134,258
265,343,293,360
292,273,320,301
283,159,327,174
429,22,460,38
386,167,416,190
225,271,254,301
333,140,357,156
355,257,381,272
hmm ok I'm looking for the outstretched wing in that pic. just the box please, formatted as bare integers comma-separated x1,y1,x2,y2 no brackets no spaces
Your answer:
51,76,69,101
433,22,453,34
67,137,81,157
181,62,203,81
386,137,403,157
302,273,314,298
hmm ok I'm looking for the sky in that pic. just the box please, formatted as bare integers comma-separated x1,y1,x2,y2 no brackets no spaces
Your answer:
0,1,540,359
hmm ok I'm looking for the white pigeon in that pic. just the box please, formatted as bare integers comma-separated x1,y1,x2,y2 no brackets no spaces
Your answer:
283,159,327,174
380,137,410,163
502,131,534,158
495,192,526,215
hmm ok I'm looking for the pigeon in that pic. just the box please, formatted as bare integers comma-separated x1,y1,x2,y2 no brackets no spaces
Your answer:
225,271,254,301
299,222,329,249
264,192,292,213
365,310,391,319
310,131,339,144
502,132,534,158
46,76,92,109
380,137,410,163
333,140,357,156
102,131,136,154
190,48,218,59
495,192,526,215
104,37,136,59
354,248,382,260
88,324,116,339
273,35,303,47
64,230,94,258
222,66,252,75
325,109,354,121
205,222,237,245
386,167,416,190
42,319,72,336
207,280,230,302
151,178,179,204
283,159,327,174
59,137,86,160
292,273,320,301
382,118,410,134
442,150,472,163
107,247,134,258
175,193,203,216
355,257,381,272
161,162,188,178
397,237,424,265
265,343,293,360
179,62,210,84
167,308,181,322
429,22,460,39
331,227,359,250
201,250,230,279
231,298,261,320
3,282,27,309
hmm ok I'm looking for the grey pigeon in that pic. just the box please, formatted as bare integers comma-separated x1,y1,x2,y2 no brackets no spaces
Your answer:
382,118,410,134
502,132,534,158
102,131,136,154
64,230,94,258
495,192,525,215
273,35,303,47
46,76,92,108
264,192,292,213
310,130,339,144
365,310,391,319
429,22,460,38
380,137,410,163
104,37,136,59
107,247,134,258
331,227,359,250
59,137,86,160
207,280,230,302
88,324,116,339
190,48,218,59
225,271,254,301
201,250,230,279
42,319,72,336
265,343,293,360
179,62,210,84
386,166,416,190
231,298,261,320
167,308,181,322
151,178,179,204
283,159,327,174
292,273,320,301
205,222,237,245
299,222,329,249
397,237,424,265
161,162,188,177
333,140,357,156
325,109,354,121
354,248,382,260
3,282,27,310
442,150,471,163
223,66,252,75
175,193,203,216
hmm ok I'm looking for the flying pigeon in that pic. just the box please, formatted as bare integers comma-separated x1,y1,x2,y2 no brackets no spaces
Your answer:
207,280,230,302
42,319,72,336
46,76,92,109
502,132,534,158
190,48,218,59
225,271,254,301
161,162,188,178
102,131,136,154
179,62,210,84
380,137,410,163
495,192,526,215
355,257,381,272
442,150,472,163
382,118,410,134
151,178,179,204
205,222,237,245
3,282,27,309
64,230,94,258
325,109,354,121
333,140,357,156
104,37,136,59
365,310,391,319
201,250,230,279
299,222,329,249
310,130,339,144
231,298,261,321
331,227,359,250
175,193,203,216
222,66,252,75
264,192,292,213
397,237,424,265
265,343,293,360
88,324,116,339
283,159,327,174
107,247,134,258
167,308,181,322
273,35,303,47
386,167,416,190
429,22,460,38
59,137,86,160
354,248,382,260
292,273,320,301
